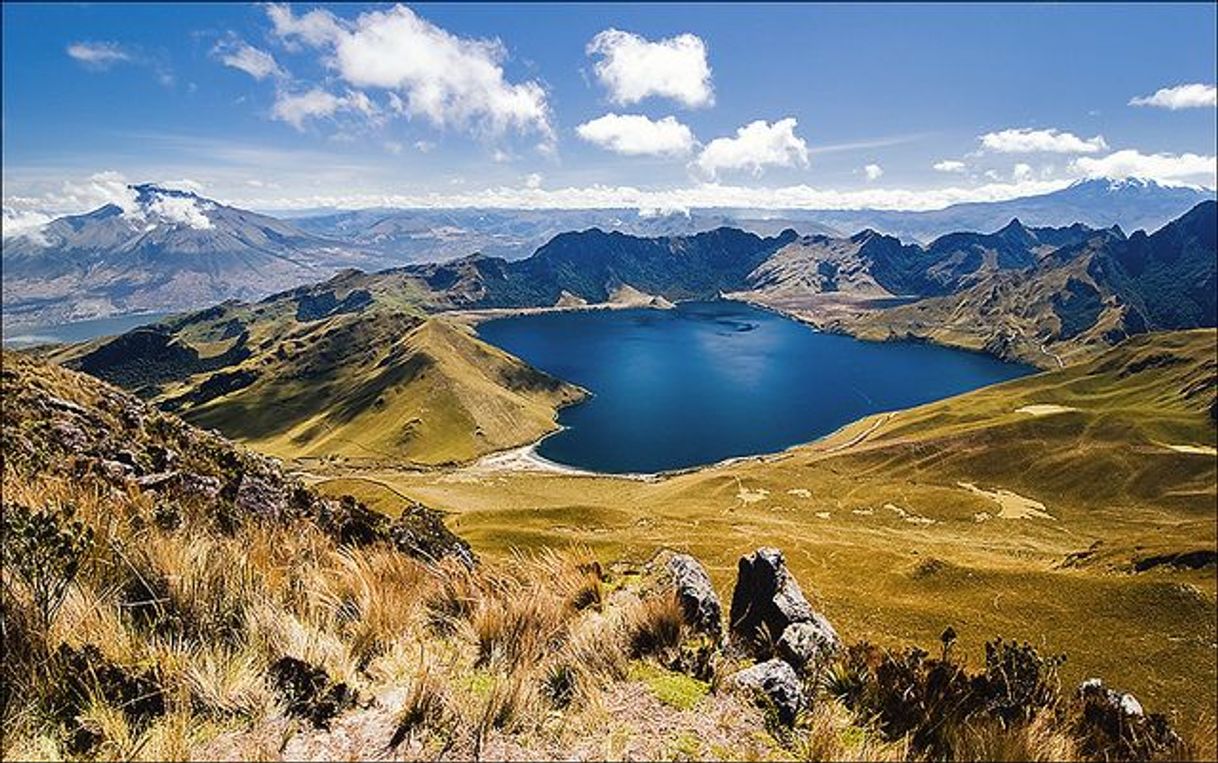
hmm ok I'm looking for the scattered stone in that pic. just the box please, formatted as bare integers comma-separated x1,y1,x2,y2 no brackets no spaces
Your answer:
137,471,181,491
51,421,88,451
729,658,804,725
775,615,840,671
664,552,723,640
234,475,288,520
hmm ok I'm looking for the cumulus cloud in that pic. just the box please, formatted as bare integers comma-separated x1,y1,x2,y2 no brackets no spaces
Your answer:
271,88,379,130
1129,83,1217,110
576,113,695,156
933,159,966,173
587,29,713,108
213,37,283,80
524,173,543,189
1070,149,1217,187
267,4,552,141
863,163,884,181
1012,163,1034,182
66,41,132,68
2,209,55,243
980,128,1108,154
694,118,809,179
146,194,214,229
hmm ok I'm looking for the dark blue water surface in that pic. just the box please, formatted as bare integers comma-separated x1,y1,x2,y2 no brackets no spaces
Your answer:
477,301,1033,473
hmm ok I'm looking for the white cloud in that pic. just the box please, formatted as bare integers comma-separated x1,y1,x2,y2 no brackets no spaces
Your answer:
414,140,436,153
267,4,552,141
266,3,343,47
271,89,345,129
575,113,695,157
270,89,379,130
213,38,283,80
1070,149,1217,187
933,160,966,173
1129,83,1217,110
66,41,131,68
1012,163,1034,182
145,194,214,230
384,141,403,155
2,209,54,244
863,163,884,181
587,29,713,108
980,128,1108,154
222,177,1074,214
695,118,809,179
524,173,543,189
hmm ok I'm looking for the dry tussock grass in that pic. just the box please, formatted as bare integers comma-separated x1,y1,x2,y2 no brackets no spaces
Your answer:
4,463,1214,761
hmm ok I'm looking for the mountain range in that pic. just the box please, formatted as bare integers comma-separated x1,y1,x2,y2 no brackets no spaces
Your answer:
3,178,1212,330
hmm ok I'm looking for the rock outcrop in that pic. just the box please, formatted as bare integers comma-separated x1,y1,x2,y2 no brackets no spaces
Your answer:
663,552,723,640
729,547,840,669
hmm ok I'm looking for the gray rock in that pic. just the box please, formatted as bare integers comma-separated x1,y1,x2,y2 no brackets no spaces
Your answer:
178,472,222,500
1078,678,1144,718
137,471,180,490
51,421,89,451
729,547,815,652
97,460,134,481
776,615,841,671
234,475,287,519
665,553,723,640
729,658,804,724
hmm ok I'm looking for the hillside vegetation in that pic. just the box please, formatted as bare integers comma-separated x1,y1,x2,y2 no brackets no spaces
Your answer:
2,351,1210,761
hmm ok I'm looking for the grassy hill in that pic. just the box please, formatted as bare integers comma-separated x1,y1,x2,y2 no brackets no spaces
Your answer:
47,274,585,466
326,330,1218,723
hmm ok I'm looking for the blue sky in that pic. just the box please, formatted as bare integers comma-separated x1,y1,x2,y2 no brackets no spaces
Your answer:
2,2,1215,227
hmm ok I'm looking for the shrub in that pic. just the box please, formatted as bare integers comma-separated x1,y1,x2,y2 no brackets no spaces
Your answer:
832,636,1067,759
1,501,94,633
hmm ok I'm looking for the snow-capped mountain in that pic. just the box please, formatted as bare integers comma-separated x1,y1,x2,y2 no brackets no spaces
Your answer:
2,185,381,328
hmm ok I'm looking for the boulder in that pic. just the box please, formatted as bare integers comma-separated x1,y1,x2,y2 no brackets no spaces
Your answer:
775,615,841,671
234,475,288,519
729,547,814,651
665,552,722,640
729,658,804,724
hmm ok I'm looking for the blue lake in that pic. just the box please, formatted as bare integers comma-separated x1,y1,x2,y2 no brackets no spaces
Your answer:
477,300,1035,474
2,312,171,347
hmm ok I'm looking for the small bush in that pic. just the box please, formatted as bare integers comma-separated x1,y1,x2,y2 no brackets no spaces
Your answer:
1,501,94,632
833,636,1066,759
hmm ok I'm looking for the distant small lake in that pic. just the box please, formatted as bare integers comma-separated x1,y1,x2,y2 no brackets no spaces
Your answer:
1,312,170,347
478,300,1034,473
